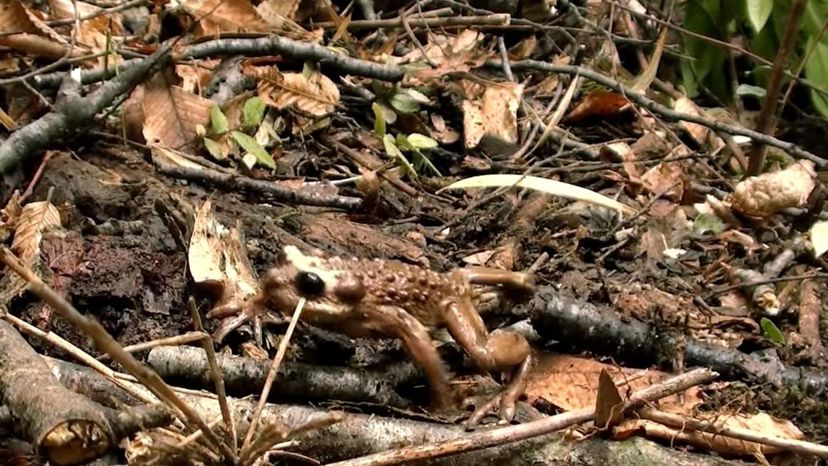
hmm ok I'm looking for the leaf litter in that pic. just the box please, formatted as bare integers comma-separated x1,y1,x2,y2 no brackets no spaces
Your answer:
0,0,824,464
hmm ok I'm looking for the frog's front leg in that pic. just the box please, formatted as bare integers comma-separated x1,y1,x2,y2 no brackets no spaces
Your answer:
443,299,532,426
459,267,536,295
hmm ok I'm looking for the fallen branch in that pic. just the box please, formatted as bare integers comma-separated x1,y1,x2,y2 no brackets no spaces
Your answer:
496,60,826,168
327,368,716,466
0,43,173,175
34,35,406,89
527,287,828,393
146,345,420,409
0,319,170,465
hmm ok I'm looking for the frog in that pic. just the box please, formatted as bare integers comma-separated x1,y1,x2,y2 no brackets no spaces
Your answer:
207,245,536,425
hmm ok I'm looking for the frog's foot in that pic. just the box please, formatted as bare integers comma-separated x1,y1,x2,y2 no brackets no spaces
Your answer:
462,356,532,428
207,293,269,344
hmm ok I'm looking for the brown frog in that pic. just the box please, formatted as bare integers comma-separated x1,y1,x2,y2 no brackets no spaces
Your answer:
208,245,536,425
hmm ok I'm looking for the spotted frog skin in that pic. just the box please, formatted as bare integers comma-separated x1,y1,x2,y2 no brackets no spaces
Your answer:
208,245,536,424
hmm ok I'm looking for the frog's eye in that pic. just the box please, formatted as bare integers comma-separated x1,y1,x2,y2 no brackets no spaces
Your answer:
295,271,325,296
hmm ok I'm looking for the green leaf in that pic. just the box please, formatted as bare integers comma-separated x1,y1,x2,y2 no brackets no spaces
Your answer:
210,105,228,134
735,84,767,98
412,150,441,176
406,133,438,150
396,133,413,151
383,134,417,178
243,97,266,127
203,138,226,160
760,318,786,345
745,0,773,32
805,40,828,117
231,131,275,169
693,213,726,235
372,102,386,136
390,91,421,114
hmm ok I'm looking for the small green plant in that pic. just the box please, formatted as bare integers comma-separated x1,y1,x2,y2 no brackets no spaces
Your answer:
203,96,274,169
760,317,786,346
680,0,828,117
372,101,441,177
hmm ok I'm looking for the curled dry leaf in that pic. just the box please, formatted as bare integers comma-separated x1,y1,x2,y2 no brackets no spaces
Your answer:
462,82,523,155
400,30,490,84
188,200,259,309
563,90,631,125
259,70,340,117
11,200,62,266
728,161,817,217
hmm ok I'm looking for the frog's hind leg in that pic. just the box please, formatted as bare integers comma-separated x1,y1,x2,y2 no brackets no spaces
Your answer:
443,300,532,426
459,267,535,295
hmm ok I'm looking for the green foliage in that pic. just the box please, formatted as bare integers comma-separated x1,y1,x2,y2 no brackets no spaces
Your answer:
242,97,266,128
231,131,275,169
760,317,786,345
680,0,828,117
210,105,229,134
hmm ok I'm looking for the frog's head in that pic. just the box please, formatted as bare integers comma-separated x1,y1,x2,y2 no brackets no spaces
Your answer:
261,246,366,318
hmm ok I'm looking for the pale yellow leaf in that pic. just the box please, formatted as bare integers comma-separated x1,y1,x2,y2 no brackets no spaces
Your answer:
810,220,828,257
440,174,635,215
189,200,259,308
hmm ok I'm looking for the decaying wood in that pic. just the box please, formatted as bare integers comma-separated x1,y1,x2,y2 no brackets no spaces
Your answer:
0,319,170,465
528,287,828,393
147,345,421,409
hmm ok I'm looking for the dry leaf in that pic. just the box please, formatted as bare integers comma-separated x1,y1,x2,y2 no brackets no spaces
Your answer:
141,73,213,149
177,0,269,36
47,0,124,66
259,70,340,116
728,160,817,217
462,82,522,155
189,200,259,309
525,353,702,413
640,161,687,201
401,30,491,84
11,200,62,265
0,0,76,59
674,96,711,145
564,90,631,125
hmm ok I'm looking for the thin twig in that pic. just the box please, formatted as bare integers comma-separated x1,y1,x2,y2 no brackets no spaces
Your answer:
312,13,510,30
241,298,307,456
746,0,808,176
327,368,717,466
496,60,826,168
0,248,238,463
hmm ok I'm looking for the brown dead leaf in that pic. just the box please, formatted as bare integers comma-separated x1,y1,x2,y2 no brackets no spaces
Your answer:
564,90,631,125
462,82,522,155
259,69,340,116
47,0,124,66
0,0,76,59
728,161,817,217
178,0,269,36
401,30,491,84
141,73,213,149
640,161,687,201
11,200,62,266
525,353,702,413
674,96,711,145
189,200,259,308
630,412,804,456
